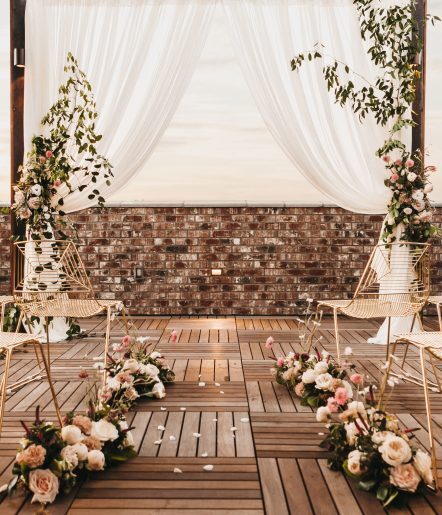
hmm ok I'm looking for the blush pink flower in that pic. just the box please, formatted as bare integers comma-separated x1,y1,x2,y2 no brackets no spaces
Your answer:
276,357,284,367
45,150,53,158
382,155,391,163
406,159,414,168
16,444,46,469
390,173,399,182
265,336,274,349
350,373,364,386
426,165,437,173
327,396,339,413
121,335,133,348
395,159,403,166
334,387,348,406
171,330,178,342
39,156,46,164
53,179,62,188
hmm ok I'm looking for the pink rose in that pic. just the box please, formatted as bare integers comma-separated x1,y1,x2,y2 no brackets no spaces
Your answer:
390,173,399,182
327,396,339,413
45,150,53,158
389,463,421,492
121,335,133,348
334,387,348,406
170,330,178,342
53,179,62,188
350,373,364,385
294,382,305,397
394,159,403,166
276,357,284,367
16,444,46,469
382,155,391,163
39,156,46,164
265,336,274,349
116,371,134,384
406,159,414,168
28,469,59,505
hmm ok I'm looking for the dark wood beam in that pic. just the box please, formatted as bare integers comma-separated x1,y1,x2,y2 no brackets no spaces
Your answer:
10,0,27,291
411,0,427,157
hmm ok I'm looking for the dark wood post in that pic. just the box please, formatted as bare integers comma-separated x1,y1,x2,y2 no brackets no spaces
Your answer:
411,0,427,157
10,0,27,291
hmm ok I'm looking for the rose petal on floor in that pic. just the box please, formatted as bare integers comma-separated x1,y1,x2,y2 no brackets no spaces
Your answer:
203,465,214,471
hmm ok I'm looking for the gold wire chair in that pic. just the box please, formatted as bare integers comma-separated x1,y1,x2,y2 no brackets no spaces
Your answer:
317,242,431,363
428,296,442,331
379,331,442,491
0,296,14,330
13,240,129,378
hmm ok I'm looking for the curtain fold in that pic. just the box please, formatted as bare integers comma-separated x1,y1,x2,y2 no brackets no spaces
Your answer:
24,0,216,213
223,0,397,214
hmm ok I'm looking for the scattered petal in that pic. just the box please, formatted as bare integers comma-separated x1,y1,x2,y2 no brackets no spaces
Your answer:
0,484,8,493
160,407,167,411
169,435,176,441
198,382,206,387
265,336,274,349
154,440,162,445
230,427,237,432
344,346,353,356
158,425,166,431
203,464,214,471
201,451,208,457
193,433,201,438
212,418,218,422
240,418,249,423
173,467,183,474
220,391,225,395
214,382,221,387
171,330,178,342
180,407,186,411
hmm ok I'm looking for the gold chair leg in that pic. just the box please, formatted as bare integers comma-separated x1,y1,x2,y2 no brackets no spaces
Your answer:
15,310,23,334
437,303,442,332
45,317,51,364
419,347,439,491
0,303,5,330
429,354,442,393
378,337,399,411
333,308,341,365
385,317,391,361
103,307,112,385
401,342,410,370
0,349,12,435
122,306,130,336
37,340,62,427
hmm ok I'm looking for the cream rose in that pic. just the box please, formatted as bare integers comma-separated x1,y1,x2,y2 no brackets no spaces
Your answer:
301,369,316,384
379,435,412,466
29,469,59,505
347,450,364,476
413,449,434,486
294,382,305,397
313,361,329,375
91,419,119,442
347,401,366,417
372,430,393,445
60,445,79,469
30,184,42,196
389,463,421,492
152,382,166,399
150,351,162,360
316,406,330,423
282,367,298,382
123,358,140,374
142,364,160,377
73,415,92,435
16,444,46,469
87,450,105,471
314,373,333,391
72,442,89,462
345,422,359,445
61,425,83,445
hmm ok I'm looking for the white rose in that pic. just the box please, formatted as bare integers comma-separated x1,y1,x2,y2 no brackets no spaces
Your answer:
14,190,25,204
124,431,135,447
30,184,42,196
119,419,128,431
345,422,358,445
152,382,166,399
407,172,417,182
379,435,412,466
316,406,330,423
372,430,393,445
413,449,434,486
72,443,88,461
60,445,79,469
411,189,424,201
347,449,364,475
403,207,413,215
282,367,298,382
61,425,83,445
314,361,329,375
315,373,333,391
106,377,120,391
150,351,162,360
414,200,425,211
87,450,105,471
387,213,395,225
347,401,366,417
301,369,316,384
424,183,433,194
123,358,140,374
143,364,160,377
342,380,354,399
91,419,119,442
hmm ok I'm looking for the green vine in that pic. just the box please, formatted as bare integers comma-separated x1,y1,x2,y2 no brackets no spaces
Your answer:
291,0,439,242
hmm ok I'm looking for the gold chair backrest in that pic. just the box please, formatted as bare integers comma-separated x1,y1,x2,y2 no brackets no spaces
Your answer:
354,242,431,311
13,240,94,304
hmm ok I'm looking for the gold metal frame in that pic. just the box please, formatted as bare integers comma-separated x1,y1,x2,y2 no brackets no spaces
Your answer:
317,242,431,363
428,296,442,331
379,331,442,491
0,296,14,330
13,240,130,383
0,332,62,434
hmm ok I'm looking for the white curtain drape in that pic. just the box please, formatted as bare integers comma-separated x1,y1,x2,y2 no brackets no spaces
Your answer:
25,0,216,213
223,0,394,214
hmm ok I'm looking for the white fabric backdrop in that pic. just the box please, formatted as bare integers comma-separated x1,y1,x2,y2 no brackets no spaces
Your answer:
25,0,216,213
224,0,394,213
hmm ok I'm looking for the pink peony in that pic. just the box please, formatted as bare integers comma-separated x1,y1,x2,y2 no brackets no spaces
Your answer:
171,330,178,342
45,150,53,158
350,373,364,385
327,396,339,413
265,336,274,349
16,444,46,469
334,387,348,406
276,357,284,367
28,469,59,505
405,159,414,168
121,335,133,348
53,179,62,188
390,173,399,182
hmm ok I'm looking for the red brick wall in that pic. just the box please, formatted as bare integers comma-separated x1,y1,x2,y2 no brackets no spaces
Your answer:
1,206,441,315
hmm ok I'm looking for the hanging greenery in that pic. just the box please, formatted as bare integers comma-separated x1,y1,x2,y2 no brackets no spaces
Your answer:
291,0,439,243
12,52,113,240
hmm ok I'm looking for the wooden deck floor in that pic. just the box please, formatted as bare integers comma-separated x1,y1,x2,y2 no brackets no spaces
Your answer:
1,316,442,514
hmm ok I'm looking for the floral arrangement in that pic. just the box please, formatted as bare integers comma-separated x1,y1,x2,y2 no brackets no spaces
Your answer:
5,404,136,507
318,384,435,506
12,53,112,240
100,336,175,412
382,153,437,242
273,350,355,409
